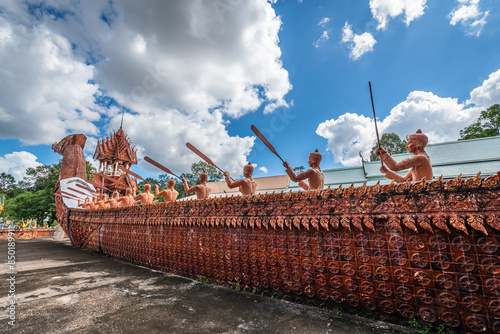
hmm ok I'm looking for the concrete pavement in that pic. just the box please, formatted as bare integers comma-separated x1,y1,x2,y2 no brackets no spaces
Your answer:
0,238,416,334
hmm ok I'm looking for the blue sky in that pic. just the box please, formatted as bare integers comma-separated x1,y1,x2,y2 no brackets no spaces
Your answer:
1,0,499,182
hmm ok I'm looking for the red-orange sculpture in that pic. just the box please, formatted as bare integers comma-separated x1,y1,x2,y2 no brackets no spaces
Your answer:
106,191,121,208
54,132,500,334
155,180,178,202
183,172,211,199
283,149,324,190
117,188,135,206
52,134,87,181
376,129,433,182
92,127,138,194
134,184,154,205
224,163,257,195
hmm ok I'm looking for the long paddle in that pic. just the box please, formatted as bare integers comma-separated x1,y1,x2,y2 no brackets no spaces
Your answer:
54,192,79,201
144,156,192,186
60,190,85,200
118,165,144,181
251,125,285,163
186,143,234,181
80,180,111,192
95,172,126,186
369,81,384,167
68,187,92,197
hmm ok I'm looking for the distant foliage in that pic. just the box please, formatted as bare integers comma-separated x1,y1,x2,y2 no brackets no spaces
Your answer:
1,160,95,223
293,166,305,173
370,133,408,161
460,104,500,140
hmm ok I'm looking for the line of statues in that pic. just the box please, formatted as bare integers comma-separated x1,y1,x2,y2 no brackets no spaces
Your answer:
78,129,433,209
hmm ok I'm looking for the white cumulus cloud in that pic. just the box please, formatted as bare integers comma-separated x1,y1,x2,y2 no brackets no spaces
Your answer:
369,0,427,30
0,152,43,181
468,69,500,107
315,69,500,166
0,0,292,176
448,0,489,37
341,22,377,60
259,166,268,173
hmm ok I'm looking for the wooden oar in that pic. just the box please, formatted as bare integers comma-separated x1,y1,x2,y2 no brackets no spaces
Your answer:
54,192,78,200
369,81,384,167
251,124,284,163
144,156,192,186
81,180,111,192
75,183,95,193
118,165,144,181
60,190,85,200
94,172,125,186
68,187,92,197
186,143,234,181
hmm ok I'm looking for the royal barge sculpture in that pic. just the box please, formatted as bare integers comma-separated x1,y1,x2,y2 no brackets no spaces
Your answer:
54,133,500,333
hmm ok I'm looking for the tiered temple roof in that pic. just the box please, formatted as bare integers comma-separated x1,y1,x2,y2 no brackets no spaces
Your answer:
93,127,137,164
92,127,138,193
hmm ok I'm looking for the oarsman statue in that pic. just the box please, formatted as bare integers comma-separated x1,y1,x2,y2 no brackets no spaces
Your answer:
96,193,110,209
283,149,324,190
375,129,433,182
106,191,121,208
90,190,100,209
155,179,179,202
134,184,155,205
224,163,257,195
118,188,135,206
182,171,211,199
77,197,91,209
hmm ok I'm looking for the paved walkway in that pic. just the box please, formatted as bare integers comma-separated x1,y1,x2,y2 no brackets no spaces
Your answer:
0,238,415,334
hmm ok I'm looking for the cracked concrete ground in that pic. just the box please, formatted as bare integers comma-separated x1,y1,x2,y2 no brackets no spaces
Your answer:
0,238,415,334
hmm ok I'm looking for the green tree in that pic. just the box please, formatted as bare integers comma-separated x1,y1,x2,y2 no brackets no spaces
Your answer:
370,132,408,161
3,190,50,223
460,104,500,140
293,166,305,173
176,161,224,199
180,161,223,185
0,172,15,192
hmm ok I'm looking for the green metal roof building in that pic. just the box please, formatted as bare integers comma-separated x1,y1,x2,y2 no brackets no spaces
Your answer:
194,136,500,198
288,135,500,190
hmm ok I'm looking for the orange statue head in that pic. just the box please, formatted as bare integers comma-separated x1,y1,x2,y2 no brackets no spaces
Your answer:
167,178,175,188
308,149,322,167
407,129,428,153
144,184,151,192
125,188,133,196
243,162,254,177
199,171,208,183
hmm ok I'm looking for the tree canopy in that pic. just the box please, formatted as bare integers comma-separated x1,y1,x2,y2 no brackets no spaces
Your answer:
460,104,500,140
1,161,95,224
370,132,408,161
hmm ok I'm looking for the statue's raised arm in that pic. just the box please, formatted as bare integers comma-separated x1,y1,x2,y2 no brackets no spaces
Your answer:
155,179,179,202
283,149,324,190
375,129,433,182
183,171,211,199
134,184,155,205
224,163,257,195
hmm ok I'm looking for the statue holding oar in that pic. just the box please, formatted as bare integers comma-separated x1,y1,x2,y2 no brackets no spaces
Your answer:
224,162,257,196
143,156,189,201
183,170,211,199
155,180,179,202
186,143,225,199
251,125,324,191
375,129,433,182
